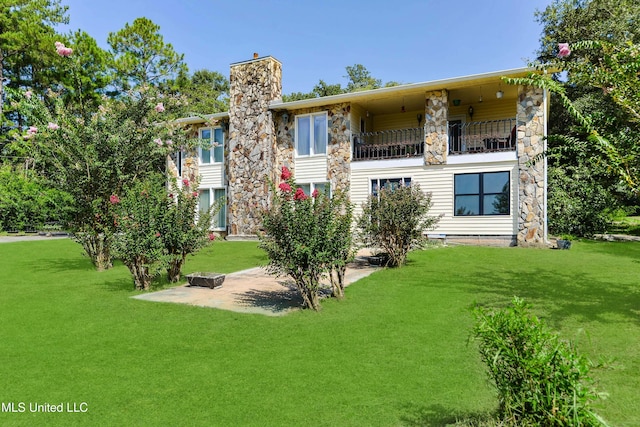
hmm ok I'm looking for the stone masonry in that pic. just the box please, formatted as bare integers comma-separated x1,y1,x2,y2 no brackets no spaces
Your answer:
227,56,282,236
516,86,546,246
424,90,448,165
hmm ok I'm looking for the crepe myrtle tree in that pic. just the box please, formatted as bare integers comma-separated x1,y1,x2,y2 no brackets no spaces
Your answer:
258,166,353,311
8,40,193,270
357,183,441,267
161,176,218,283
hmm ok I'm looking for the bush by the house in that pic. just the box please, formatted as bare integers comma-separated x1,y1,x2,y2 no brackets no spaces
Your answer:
356,183,440,267
471,297,605,426
259,166,353,310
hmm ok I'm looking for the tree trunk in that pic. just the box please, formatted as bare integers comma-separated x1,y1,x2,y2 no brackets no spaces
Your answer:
167,254,186,283
127,258,151,290
330,268,344,299
77,232,113,271
296,276,321,311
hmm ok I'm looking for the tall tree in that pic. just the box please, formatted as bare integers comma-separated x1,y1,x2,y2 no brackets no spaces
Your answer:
0,0,68,144
345,64,382,92
162,68,229,114
107,17,188,92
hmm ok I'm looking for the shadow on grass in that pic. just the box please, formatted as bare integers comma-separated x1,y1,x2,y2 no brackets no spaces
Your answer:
400,403,496,426
233,283,304,313
464,265,640,328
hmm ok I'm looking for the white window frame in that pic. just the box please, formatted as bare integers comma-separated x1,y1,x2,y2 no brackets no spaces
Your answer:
198,187,227,231
370,177,412,198
295,112,328,157
297,182,331,197
198,127,225,165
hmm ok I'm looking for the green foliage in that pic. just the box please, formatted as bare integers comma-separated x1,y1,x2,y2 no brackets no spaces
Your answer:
472,297,605,426
162,68,229,114
107,17,188,92
548,165,617,237
259,167,353,310
345,63,382,92
0,164,71,231
111,179,168,290
161,177,216,283
356,183,440,267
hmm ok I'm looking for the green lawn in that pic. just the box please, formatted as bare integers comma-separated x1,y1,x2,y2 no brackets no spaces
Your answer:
0,239,638,426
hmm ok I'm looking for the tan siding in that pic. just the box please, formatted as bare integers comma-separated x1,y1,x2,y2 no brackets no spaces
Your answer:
295,156,328,184
448,99,516,121
199,164,225,188
351,161,518,236
373,109,423,131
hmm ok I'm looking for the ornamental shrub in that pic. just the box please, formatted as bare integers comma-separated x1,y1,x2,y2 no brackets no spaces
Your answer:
111,179,168,290
356,183,441,267
471,297,605,426
259,166,353,310
160,177,217,283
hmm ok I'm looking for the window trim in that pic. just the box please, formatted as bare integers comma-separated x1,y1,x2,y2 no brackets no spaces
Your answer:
295,112,328,157
297,182,331,197
198,187,227,231
198,126,225,165
453,171,510,216
370,177,412,198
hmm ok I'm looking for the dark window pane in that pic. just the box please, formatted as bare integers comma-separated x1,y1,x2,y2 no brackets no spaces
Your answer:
483,172,509,193
455,196,479,215
484,194,509,215
455,174,479,195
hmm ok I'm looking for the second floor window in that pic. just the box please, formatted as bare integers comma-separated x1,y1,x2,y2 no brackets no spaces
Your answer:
296,113,327,156
199,127,224,164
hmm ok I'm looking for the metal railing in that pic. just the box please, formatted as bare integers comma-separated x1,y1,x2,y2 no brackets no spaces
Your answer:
448,118,516,154
352,128,424,161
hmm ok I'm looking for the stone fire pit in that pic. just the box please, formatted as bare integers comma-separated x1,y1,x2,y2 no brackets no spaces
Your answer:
186,272,225,289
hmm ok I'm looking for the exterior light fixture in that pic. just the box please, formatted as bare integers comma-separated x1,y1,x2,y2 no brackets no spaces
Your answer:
496,83,504,99
282,112,289,123
468,105,474,120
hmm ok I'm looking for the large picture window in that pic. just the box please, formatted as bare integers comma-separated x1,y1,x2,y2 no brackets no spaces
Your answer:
454,171,509,216
199,127,224,164
370,177,412,197
295,113,327,156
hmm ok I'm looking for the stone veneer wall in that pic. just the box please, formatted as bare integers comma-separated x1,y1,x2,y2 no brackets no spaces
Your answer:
424,90,448,165
274,103,351,193
516,86,546,246
227,57,282,236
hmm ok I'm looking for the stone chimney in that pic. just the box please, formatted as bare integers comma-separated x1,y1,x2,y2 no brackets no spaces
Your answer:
227,55,282,237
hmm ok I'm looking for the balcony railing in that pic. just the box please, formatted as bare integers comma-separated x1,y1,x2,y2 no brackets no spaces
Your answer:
448,118,516,154
353,128,424,161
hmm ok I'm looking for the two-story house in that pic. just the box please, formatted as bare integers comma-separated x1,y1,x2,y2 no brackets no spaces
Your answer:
172,54,548,247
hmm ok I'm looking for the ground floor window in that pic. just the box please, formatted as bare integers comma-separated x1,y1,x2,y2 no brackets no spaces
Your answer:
298,182,330,197
370,177,412,197
198,188,227,229
454,171,509,216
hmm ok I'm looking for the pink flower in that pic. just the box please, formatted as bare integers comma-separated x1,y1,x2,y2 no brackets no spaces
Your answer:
155,232,161,237
557,43,571,58
182,178,190,187
165,139,173,146
55,42,73,57
208,233,216,241
312,188,319,198
154,102,165,113
28,126,38,134
279,182,291,193
109,194,120,204
280,166,291,180
192,191,198,197
47,122,59,130
294,187,308,201
24,90,32,99
154,138,163,146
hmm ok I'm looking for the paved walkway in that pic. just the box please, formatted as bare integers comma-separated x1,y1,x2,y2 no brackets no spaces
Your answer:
0,234,69,243
133,257,379,316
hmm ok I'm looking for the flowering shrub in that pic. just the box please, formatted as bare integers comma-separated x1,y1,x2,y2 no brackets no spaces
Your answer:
356,183,441,267
111,179,168,290
160,177,217,283
259,166,353,310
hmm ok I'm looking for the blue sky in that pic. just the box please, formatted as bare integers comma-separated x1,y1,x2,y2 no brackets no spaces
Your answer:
58,0,553,95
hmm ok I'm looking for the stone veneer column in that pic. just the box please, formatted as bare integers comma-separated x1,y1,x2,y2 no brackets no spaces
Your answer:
227,56,282,237
327,104,351,192
517,86,546,246
424,90,448,165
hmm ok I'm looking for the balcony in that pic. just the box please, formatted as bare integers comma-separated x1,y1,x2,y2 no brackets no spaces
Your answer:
448,118,516,154
352,128,424,161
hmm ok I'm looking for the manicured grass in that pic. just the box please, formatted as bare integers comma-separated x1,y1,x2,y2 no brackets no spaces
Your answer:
0,239,638,426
